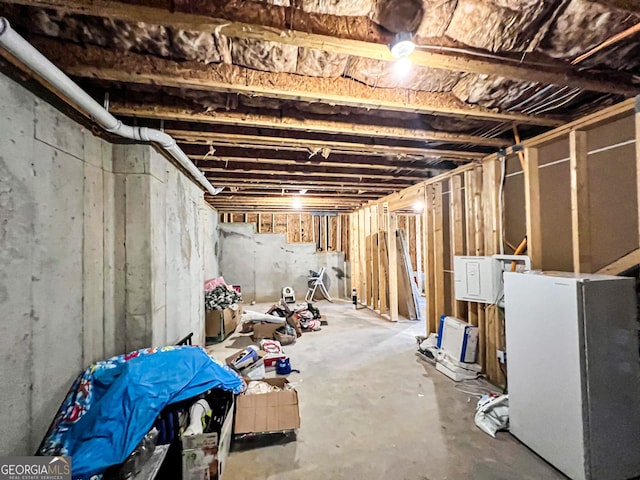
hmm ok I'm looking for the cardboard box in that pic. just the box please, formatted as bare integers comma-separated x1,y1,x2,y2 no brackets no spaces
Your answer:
251,323,281,341
181,393,234,480
234,378,300,434
225,349,266,381
240,359,265,381
206,305,243,343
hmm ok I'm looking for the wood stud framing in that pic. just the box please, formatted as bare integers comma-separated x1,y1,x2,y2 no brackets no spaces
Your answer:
348,98,639,387
570,130,591,273
523,148,542,269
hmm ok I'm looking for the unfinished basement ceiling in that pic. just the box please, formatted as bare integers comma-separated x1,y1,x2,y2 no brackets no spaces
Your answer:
1,0,639,211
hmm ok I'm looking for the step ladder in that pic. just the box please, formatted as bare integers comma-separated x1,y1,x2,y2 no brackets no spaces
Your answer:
305,267,333,302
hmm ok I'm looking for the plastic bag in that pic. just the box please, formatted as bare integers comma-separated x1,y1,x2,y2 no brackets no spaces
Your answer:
474,394,509,438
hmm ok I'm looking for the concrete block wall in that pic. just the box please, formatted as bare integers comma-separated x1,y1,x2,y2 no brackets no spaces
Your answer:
0,73,218,455
219,223,347,303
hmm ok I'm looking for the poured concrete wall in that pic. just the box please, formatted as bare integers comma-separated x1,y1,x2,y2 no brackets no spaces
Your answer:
219,223,347,303
0,73,116,455
0,73,216,455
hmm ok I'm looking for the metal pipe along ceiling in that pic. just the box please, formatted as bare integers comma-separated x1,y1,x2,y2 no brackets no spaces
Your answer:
0,17,224,196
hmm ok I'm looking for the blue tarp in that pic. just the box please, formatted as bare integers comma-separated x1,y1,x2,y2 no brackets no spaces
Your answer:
38,345,243,479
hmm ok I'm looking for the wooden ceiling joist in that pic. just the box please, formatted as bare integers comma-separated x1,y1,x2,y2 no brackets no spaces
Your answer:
7,0,639,95
167,130,485,161
111,104,509,148
206,181,405,192
189,155,452,174
208,195,362,203
216,191,380,199
32,39,562,127
207,197,362,210
209,205,355,212
200,165,427,181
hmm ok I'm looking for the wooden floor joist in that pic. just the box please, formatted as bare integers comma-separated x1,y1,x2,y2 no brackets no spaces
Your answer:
8,0,639,95
34,39,563,127
205,177,412,188
200,166,428,182
111,103,510,147
168,130,487,161
206,182,407,192
190,155,450,174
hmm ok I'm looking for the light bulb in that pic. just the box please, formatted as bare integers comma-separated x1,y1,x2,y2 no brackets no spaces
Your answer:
413,201,424,212
394,57,412,77
292,198,302,209
389,32,415,59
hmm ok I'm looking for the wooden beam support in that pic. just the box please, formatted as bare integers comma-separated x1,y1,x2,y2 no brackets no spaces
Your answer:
378,203,389,315
415,212,423,293
205,180,411,191
201,166,427,182
433,182,445,327
364,206,374,308
8,0,639,95
387,212,399,322
387,183,427,212
191,154,449,174
463,169,478,327
110,103,509,147
216,193,379,200
370,205,380,311
167,130,486,161
350,213,359,294
569,130,592,273
423,186,435,333
450,174,465,318
29,39,564,127
596,248,640,275
358,209,367,308
523,148,542,269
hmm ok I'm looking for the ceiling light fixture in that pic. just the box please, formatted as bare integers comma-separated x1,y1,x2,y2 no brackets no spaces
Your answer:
389,32,415,59
292,198,302,210
413,201,424,212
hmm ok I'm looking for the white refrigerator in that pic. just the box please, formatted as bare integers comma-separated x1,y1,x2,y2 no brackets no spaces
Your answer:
504,272,640,480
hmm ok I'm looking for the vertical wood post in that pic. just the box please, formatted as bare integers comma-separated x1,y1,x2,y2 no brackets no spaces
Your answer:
424,185,435,334
370,205,380,310
570,130,591,273
450,174,465,318
388,211,399,322
364,207,372,306
358,209,366,305
524,147,542,269
378,203,388,315
464,169,478,327
433,182,445,327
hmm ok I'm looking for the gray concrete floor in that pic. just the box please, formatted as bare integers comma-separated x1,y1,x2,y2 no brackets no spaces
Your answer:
207,299,566,480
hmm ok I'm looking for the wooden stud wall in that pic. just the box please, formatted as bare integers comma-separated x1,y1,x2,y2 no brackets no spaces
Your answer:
347,97,639,387
220,212,350,253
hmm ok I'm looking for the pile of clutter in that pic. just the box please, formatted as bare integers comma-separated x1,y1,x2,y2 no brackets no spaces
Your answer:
240,299,324,344
416,315,482,382
416,316,509,439
204,278,242,311
225,339,298,380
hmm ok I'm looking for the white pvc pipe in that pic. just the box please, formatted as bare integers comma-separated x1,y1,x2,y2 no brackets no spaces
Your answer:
0,18,223,196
